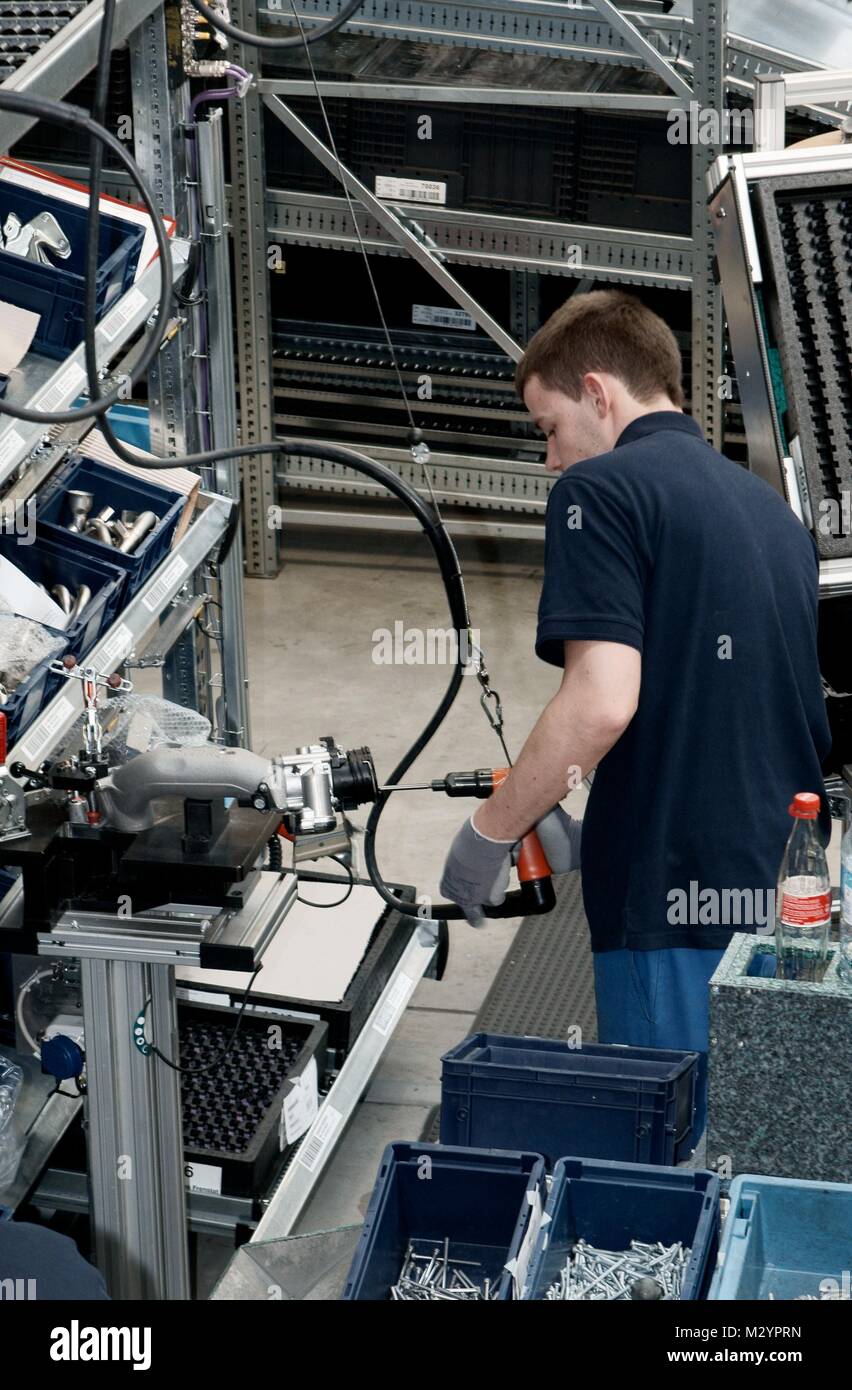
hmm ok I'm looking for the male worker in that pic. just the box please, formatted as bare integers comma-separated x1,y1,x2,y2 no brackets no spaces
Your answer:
440,289,830,1143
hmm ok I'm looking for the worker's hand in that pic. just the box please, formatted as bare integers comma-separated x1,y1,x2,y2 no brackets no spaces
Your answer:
439,814,518,927
535,805,582,873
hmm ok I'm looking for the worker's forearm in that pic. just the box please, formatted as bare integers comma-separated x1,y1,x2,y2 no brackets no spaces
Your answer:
473,692,622,841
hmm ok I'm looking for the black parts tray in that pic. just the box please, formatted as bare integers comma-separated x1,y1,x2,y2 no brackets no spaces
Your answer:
179,1002,329,1200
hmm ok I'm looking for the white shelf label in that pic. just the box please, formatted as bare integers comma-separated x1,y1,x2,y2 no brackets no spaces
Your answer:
298,1103,342,1173
185,1162,223,1195
141,554,189,611
412,304,476,332
509,1186,543,1300
33,361,86,413
98,621,133,667
179,988,225,1007
375,175,446,205
280,1055,318,1149
372,971,412,1037
20,695,74,764
0,429,26,470
100,286,148,344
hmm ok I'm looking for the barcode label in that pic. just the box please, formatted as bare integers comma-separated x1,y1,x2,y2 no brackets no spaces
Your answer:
20,695,74,764
141,554,188,611
33,361,86,413
298,1103,342,1173
100,286,148,344
375,175,446,205
0,429,26,470
412,304,476,332
185,1162,222,1195
372,971,412,1037
98,622,133,666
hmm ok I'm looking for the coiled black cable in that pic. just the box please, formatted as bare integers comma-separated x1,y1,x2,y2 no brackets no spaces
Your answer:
0,60,478,923
189,0,366,51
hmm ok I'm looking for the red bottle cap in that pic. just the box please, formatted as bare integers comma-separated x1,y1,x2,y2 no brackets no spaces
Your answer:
788,792,820,819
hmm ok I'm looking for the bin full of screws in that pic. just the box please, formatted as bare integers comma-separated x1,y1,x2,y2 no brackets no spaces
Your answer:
544,1239,692,1301
391,1238,502,1300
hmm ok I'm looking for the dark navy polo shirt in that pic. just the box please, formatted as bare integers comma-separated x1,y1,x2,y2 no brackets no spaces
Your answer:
536,412,831,953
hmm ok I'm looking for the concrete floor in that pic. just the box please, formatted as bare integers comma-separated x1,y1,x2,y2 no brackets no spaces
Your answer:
248,527,585,1233
198,523,842,1295
196,524,584,1294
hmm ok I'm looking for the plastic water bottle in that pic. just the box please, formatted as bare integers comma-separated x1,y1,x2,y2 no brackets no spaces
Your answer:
775,792,831,982
839,802,852,986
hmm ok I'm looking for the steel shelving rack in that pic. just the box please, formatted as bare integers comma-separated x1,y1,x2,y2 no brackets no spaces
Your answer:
226,0,851,572
0,1,437,1285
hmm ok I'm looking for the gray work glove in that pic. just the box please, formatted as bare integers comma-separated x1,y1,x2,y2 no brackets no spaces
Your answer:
535,805,583,874
440,816,518,927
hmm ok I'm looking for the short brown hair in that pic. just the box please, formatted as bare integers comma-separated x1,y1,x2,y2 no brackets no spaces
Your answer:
516,289,684,408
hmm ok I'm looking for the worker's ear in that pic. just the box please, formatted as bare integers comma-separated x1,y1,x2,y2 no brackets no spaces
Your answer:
581,371,610,418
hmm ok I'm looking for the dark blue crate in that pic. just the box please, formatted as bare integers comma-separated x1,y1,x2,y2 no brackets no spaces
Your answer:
0,528,125,669
0,617,69,749
37,455,184,599
440,1033,698,1169
709,1173,852,1300
342,1142,547,1301
0,184,144,359
524,1157,721,1301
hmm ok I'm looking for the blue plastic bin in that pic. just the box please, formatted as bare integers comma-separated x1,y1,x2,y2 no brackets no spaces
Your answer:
0,184,144,359
524,1157,721,1300
342,1142,547,1301
709,1173,852,1300
0,529,125,664
0,616,68,748
440,1033,698,1169
36,455,184,599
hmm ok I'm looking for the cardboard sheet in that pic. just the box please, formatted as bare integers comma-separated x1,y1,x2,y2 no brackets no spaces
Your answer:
0,301,39,374
177,881,386,1004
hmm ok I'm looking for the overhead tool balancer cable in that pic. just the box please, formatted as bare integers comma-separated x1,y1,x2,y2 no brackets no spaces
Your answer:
79,0,485,834
0,68,499,920
188,0,367,49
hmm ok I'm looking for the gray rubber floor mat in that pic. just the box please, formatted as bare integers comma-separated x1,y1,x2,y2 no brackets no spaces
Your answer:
474,872,597,1040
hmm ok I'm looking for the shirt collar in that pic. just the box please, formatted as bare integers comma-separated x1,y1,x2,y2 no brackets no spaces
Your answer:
615,412,704,449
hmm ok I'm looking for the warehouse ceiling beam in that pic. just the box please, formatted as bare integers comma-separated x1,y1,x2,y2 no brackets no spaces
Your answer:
257,78,682,111
585,0,693,99
262,94,523,362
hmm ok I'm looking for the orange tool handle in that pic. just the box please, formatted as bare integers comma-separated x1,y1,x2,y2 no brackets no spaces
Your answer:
492,767,552,882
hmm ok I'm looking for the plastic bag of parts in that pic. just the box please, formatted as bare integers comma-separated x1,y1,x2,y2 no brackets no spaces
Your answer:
0,614,64,699
0,1053,24,1187
54,694,212,766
